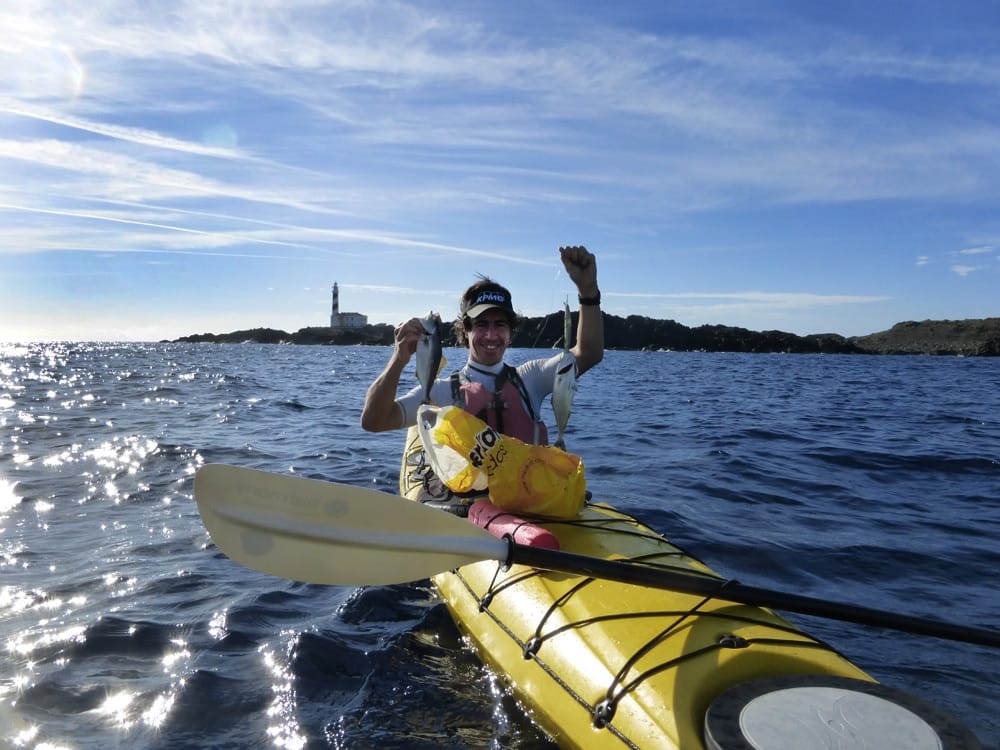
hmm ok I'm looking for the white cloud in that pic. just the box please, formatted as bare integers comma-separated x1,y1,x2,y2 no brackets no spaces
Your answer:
609,291,889,310
5,2,999,210
1,2,998,341
0,102,253,159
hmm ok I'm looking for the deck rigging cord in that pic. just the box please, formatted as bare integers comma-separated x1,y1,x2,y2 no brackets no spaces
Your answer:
457,502,852,739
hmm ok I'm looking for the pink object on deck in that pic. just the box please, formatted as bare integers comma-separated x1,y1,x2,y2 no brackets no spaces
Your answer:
468,500,561,550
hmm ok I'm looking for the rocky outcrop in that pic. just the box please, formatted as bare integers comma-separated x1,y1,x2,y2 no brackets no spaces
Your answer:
170,316,999,356
848,318,1000,356
172,324,395,346
516,314,862,354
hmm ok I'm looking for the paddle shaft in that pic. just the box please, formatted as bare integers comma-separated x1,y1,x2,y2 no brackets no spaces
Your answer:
507,542,1000,648
194,465,999,649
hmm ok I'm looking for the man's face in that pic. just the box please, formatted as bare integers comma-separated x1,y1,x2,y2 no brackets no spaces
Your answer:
468,309,511,366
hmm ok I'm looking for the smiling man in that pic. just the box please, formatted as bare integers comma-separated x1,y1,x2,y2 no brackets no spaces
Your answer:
361,245,604,447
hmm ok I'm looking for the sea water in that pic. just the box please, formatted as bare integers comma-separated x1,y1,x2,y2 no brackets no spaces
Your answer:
1,343,998,748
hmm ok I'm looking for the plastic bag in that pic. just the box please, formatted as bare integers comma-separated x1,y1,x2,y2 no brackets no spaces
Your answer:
417,404,586,519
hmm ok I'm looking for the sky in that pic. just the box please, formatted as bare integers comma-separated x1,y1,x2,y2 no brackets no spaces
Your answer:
1,1,999,342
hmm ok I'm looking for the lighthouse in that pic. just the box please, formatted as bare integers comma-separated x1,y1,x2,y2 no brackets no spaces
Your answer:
329,282,368,330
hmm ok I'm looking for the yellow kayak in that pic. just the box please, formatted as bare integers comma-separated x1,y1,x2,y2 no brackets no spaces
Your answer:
399,426,978,749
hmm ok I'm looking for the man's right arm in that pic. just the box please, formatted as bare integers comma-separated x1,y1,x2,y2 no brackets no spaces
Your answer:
360,318,422,432
360,356,407,432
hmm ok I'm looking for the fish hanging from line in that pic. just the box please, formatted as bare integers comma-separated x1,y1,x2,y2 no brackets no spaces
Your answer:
552,300,577,450
415,312,444,404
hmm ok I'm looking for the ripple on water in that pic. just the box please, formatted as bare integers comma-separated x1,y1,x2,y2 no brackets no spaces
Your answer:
1,345,997,747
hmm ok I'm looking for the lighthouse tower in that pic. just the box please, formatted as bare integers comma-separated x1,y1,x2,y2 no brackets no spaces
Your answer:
328,282,366,330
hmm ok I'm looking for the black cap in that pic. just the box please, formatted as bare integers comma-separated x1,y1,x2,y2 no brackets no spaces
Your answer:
462,288,515,319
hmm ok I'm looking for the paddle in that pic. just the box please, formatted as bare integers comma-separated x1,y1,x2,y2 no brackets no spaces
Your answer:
194,464,1000,648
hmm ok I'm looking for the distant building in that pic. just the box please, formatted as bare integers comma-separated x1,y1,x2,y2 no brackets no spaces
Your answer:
330,283,368,330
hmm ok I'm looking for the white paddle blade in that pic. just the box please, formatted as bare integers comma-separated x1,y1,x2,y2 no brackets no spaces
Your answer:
194,464,508,586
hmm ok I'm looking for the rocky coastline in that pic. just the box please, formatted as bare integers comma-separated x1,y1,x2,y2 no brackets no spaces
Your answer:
169,315,1000,356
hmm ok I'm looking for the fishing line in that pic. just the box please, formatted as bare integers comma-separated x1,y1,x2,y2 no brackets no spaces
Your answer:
529,266,565,348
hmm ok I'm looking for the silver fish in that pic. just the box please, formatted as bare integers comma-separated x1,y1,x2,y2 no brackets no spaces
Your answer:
552,301,576,449
415,312,443,404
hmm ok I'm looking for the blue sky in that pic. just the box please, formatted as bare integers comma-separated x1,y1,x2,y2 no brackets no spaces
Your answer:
1,1,998,341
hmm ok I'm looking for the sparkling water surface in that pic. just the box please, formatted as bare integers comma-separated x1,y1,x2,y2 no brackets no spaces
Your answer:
1,342,998,748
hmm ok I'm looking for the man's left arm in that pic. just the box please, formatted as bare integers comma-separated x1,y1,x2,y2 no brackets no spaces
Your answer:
560,245,604,376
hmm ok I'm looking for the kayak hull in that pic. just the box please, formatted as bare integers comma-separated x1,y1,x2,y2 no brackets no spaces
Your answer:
433,508,876,749
401,427,877,749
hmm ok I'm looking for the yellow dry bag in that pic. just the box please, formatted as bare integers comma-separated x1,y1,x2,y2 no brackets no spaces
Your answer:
417,404,586,519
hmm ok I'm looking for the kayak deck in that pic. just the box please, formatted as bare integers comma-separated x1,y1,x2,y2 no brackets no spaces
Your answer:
431,501,872,749
398,426,980,749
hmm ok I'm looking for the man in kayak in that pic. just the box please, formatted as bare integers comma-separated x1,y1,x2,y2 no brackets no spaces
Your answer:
361,246,603,512
361,245,603,441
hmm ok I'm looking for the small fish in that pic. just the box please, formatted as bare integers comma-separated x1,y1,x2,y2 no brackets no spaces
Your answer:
552,301,577,449
415,312,443,404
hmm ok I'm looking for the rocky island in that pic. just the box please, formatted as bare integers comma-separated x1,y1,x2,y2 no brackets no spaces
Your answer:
170,315,1000,356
